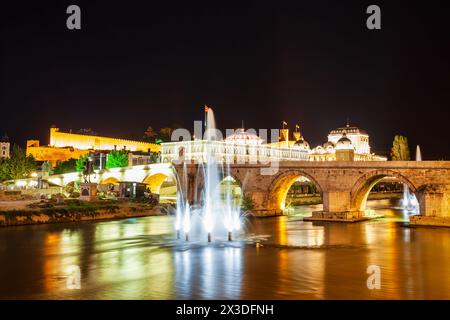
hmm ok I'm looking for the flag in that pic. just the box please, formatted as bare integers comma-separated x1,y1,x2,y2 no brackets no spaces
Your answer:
282,121,287,126
295,124,300,129
204,105,209,112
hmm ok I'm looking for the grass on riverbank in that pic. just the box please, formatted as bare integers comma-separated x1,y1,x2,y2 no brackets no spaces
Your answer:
0,199,121,217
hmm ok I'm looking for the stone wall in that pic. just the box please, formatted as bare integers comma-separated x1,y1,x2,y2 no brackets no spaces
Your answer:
50,127,159,152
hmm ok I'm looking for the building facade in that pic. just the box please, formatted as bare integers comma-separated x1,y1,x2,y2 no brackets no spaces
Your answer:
0,134,10,160
308,124,387,161
161,124,387,163
161,128,310,163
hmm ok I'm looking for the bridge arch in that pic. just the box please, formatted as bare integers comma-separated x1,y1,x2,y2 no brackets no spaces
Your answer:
143,172,176,194
268,169,323,212
218,174,243,203
100,177,120,185
351,169,418,212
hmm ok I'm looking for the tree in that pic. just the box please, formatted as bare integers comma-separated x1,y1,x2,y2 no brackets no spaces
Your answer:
76,155,89,172
4,145,37,180
106,151,129,169
143,126,177,143
143,126,158,142
159,127,174,142
0,159,10,181
241,194,255,213
54,158,77,174
391,135,410,160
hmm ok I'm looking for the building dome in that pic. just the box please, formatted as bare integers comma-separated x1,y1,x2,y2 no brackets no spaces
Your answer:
335,132,354,150
323,141,334,148
293,137,310,150
225,128,263,145
329,124,367,136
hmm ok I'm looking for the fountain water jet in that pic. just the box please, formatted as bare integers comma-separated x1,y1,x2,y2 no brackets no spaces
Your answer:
401,145,422,215
416,145,422,161
175,107,243,242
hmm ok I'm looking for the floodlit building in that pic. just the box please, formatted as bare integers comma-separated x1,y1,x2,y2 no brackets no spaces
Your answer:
161,128,310,163
307,124,387,161
27,127,160,166
0,134,10,159
161,123,387,163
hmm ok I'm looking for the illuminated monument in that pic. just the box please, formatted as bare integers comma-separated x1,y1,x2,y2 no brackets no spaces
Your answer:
27,127,160,165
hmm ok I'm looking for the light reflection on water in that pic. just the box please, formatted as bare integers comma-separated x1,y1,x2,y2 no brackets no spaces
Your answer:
0,200,450,299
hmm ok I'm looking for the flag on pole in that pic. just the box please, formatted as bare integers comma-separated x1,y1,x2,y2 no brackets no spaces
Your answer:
282,121,287,126
295,124,300,130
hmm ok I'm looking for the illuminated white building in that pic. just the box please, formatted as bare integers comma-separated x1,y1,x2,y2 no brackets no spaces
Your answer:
161,124,387,163
307,124,387,161
161,128,310,163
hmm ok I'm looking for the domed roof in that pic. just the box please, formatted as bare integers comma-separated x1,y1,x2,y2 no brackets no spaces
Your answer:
330,124,367,136
323,141,335,148
293,137,310,150
336,132,354,150
225,128,263,144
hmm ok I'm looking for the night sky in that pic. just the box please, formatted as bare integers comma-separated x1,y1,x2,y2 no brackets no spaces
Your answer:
2,1,450,159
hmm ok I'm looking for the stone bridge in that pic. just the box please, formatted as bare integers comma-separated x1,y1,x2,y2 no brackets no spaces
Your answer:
46,163,176,194
16,160,450,225
177,161,450,224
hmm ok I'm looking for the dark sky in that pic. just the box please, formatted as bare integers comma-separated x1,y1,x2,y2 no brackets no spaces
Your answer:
2,0,450,159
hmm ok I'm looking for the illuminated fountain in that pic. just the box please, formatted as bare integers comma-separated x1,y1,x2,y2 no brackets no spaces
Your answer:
401,145,421,214
174,107,243,242
401,186,419,213
416,145,422,162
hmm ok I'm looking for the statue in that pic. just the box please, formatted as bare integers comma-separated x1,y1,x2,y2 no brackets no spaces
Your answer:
82,157,94,183
41,161,52,179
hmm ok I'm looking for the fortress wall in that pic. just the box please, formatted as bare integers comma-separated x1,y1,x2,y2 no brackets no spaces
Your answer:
50,128,160,152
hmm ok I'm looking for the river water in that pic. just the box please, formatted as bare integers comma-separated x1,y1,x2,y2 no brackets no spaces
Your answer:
1,200,449,299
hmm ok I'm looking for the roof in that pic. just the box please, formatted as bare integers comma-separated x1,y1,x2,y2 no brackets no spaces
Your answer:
1,134,9,143
329,125,368,135
225,128,263,144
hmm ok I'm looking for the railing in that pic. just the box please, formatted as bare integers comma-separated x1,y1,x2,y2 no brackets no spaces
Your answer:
160,140,309,163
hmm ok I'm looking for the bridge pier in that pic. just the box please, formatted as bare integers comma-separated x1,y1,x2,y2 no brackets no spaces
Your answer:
246,190,283,217
410,185,450,227
304,191,367,222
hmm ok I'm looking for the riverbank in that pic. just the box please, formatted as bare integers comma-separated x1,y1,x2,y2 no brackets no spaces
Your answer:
0,199,167,227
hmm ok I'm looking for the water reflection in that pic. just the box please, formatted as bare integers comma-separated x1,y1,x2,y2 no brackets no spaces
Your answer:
0,200,450,299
